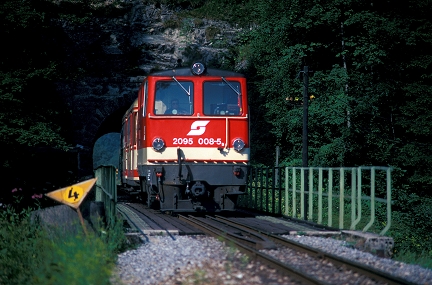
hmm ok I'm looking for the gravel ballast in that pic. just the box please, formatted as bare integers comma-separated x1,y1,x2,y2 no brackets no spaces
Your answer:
113,234,432,285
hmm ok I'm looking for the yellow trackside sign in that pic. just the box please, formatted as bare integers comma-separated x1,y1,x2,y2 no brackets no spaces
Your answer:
46,178,97,209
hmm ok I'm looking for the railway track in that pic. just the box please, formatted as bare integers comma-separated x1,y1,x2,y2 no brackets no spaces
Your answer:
116,203,419,284
178,215,416,285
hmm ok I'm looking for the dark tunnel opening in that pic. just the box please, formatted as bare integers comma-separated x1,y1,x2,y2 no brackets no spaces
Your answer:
92,105,131,171
93,106,130,144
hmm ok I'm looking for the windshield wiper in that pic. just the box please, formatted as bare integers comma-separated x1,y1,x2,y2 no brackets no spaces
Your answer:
221,77,241,96
172,76,191,96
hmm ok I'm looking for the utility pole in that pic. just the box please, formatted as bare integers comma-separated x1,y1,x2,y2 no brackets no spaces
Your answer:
302,66,309,220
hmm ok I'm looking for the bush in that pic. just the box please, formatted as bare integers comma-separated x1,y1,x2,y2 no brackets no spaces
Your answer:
0,204,47,285
0,198,130,285
34,230,114,285
388,194,432,269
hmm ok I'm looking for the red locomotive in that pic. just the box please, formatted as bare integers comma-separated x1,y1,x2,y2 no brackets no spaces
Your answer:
120,63,249,212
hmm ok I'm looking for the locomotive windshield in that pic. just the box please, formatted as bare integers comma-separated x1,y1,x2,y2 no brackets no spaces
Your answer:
203,80,242,115
154,80,194,115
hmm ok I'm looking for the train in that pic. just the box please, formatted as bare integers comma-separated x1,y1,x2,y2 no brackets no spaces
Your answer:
119,62,250,212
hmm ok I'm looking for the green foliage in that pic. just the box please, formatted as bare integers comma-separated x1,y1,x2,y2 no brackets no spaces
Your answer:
34,231,114,285
0,0,67,144
0,207,46,285
394,250,432,270
0,202,129,285
205,26,221,41
101,216,134,254
45,0,130,19
237,1,432,216
0,0,77,190
171,0,258,27
150,0,206,9
389,192,432,253
0,0,131,173
163,18,181,29
1,0,431,270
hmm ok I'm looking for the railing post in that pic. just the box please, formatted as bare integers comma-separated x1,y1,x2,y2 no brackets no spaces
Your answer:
339,168,345,229
328,169,333,227
318,168,323,224
278,167,282,215
300,168,305,219
363,167,376,232
351,167,362,229
94,165,117,225
271,167,276,214
285,167,289,216
253,167,257,209
308,168,313,221
265,167,269,213
292,168,297,218
350,168,356,229
380,168,392,235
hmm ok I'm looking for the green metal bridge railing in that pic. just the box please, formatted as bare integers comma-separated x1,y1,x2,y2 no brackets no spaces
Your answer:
94,165,117,224
239,166,392,236
93,165,392,235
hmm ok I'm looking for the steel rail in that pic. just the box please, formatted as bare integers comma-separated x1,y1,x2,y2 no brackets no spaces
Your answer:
116,205,150,243
178,214,329,285
213,215,415,285
194,215,275,249
125,203,177,240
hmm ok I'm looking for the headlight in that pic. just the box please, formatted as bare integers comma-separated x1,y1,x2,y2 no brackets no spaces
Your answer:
232,138,245,152
191,62,205,75
152,138,165,151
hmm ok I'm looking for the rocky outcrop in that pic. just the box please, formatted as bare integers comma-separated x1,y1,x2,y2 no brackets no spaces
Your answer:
54,1,243,175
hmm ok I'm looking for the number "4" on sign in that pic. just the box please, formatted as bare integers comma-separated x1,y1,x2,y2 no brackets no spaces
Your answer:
68,188,80,201
63,186,84,203
45,178,97,209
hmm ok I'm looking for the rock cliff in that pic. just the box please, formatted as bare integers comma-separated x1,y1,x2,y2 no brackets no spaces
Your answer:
54,1,243,174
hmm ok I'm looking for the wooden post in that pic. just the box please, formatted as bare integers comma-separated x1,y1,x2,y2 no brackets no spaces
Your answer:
77,207,88,236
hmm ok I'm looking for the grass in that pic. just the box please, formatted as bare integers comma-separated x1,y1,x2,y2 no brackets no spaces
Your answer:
0,199,132,285
394,250,432,269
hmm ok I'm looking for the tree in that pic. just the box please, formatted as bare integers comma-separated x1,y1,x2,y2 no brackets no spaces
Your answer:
237,0,432,257
0,0,71,190
239,0,432,195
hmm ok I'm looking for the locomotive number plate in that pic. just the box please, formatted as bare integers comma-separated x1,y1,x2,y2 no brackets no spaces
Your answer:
173,137,224,146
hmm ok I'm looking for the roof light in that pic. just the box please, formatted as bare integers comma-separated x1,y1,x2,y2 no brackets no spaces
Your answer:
191,62,205,75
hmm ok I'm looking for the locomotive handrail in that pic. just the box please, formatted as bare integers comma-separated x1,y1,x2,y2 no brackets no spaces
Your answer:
225,117,228,148
146,114,248,151
148,112,248,118
147,159,248,163
177,147,182,179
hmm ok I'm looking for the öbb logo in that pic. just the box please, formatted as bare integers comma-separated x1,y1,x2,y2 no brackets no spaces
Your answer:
187,121,210,136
